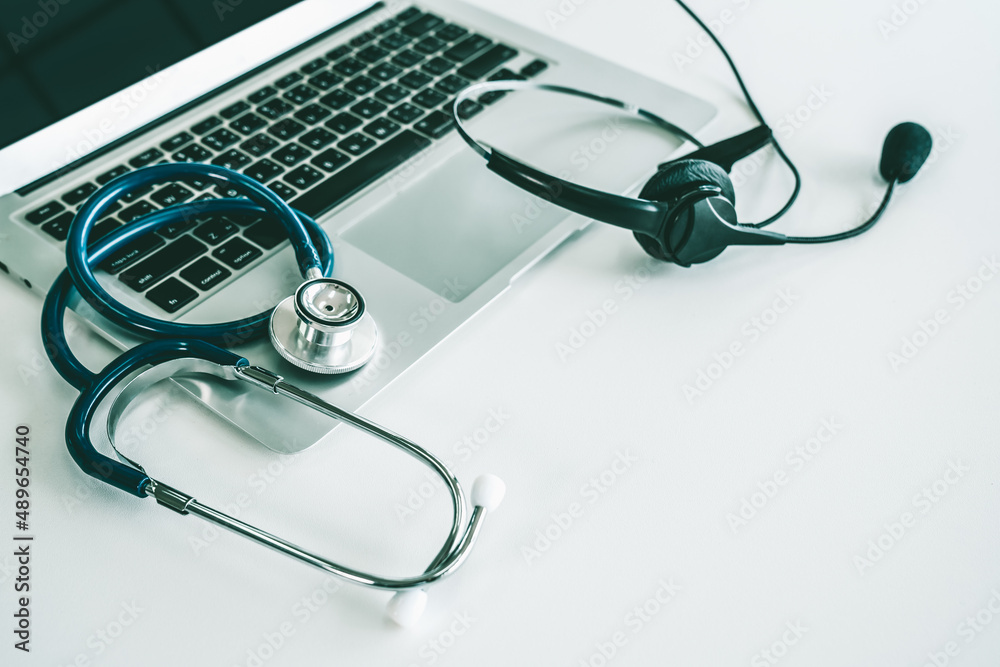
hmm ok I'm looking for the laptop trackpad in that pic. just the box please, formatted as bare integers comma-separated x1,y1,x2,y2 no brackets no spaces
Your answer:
340,148,565,302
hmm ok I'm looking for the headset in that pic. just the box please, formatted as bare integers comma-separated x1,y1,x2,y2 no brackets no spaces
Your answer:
451,0,934,267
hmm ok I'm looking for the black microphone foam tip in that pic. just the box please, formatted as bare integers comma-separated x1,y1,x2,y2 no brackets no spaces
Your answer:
880,122,933,183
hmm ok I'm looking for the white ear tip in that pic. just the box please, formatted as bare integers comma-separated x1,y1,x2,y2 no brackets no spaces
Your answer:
472,474,505,511
386,589,428,627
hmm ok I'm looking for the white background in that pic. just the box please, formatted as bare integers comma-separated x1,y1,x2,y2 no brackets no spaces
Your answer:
2,0,999,665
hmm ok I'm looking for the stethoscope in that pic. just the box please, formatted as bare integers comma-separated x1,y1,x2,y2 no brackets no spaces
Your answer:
42,162,505,627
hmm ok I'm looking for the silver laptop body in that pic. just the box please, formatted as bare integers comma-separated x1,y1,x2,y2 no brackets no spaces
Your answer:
0,0,715,451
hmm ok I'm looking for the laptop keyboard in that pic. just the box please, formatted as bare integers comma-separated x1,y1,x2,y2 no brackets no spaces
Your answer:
19,6,549,314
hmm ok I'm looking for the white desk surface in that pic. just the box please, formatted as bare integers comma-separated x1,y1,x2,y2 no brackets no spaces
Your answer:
2,1,998,665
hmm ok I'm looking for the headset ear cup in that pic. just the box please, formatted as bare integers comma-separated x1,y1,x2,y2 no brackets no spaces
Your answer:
632,231,672,261
639,159,736,205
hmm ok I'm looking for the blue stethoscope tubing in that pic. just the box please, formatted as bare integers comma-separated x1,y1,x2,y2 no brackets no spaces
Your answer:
42,163,333,494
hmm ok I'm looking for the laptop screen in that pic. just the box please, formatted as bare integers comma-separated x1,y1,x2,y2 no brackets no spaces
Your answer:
0,0,304,151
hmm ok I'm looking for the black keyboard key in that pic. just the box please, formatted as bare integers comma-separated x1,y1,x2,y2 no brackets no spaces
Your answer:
129,148,164,168
203,128,241,151
443,34,492,63
191,117,222,135
392,50,423,68
258,99,294,120
388,102,424,124
283,164,325,190
240,133,280,157
220,101,250,119
422,57,453,76
274,72,302,88
345,75,380,96
213,237,262,270
372,18,396,34
414,110,454,139
309,70,343,91
369,62,403,81
363,117,400,140
146,278,198,313
214,184,246,199
119,200,158,223
150,183,193,208
479,90,506,105
283,84,319,105
119,235,207,292
248,86,277,104
350,97,387,119
436,24,468,42
40,211,74,241
310,148,350,172
99,232,165,273
231,112,268,135
399,70,432,89
89,218,123,245
173,144,213,162
350,31,376,47
357,45,389,64
161,132,192,152
300,127,337,149
182,175,213,191
269,181,297,201
326,45,351,61
457,98,484,120
413,36,445,54
521,59,549,78
291,130,432,218
325,112,363,134
300,57,328,75
63,183,98,206
488,68,523,82
244,159,284,183
459,44,518,80
181,257,231,291
268,118,306,141
26,200,65,224
402,13,444,36
211,149,253,171
338,133,376,156
294,103,332,125
243,217,289,250
412,88,447,109
194,217,238,245
379,32,411,51
120,185,153,203
319,89,357,110
272,143,312,166
435,74,469,95
395,7,422,23
96,165,130,185
157,218,196,239
332,57,366,76
375,83,409,104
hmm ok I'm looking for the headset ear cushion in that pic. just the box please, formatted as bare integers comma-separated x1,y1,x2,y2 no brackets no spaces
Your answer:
639,159,736,205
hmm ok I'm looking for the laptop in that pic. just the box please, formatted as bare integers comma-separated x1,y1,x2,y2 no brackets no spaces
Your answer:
0,0,715,452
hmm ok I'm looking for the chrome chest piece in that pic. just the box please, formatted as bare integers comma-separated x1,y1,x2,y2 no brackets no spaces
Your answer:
270,275,379,374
